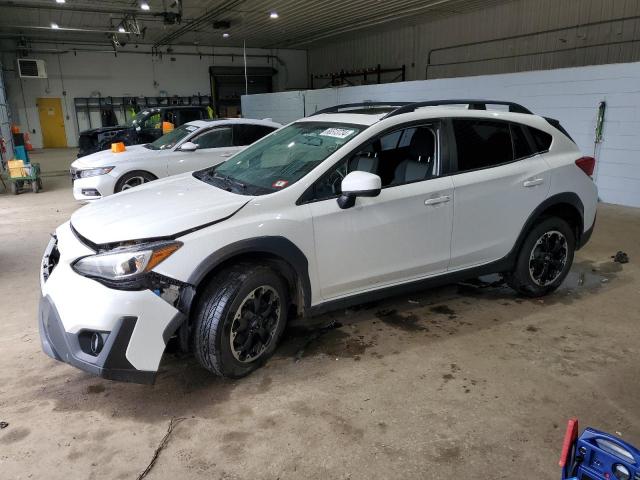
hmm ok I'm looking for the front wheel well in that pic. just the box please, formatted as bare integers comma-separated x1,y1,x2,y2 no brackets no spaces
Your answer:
114,170,159,191
192,252,304,321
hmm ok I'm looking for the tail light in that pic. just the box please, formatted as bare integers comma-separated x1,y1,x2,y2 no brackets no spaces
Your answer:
576,156,596,177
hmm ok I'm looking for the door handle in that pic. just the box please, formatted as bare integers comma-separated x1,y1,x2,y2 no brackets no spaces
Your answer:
424,195,450,206
523,178,544,187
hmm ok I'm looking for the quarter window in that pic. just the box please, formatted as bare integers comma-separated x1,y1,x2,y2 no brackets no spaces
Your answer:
528,127,553,153
452,119,513,172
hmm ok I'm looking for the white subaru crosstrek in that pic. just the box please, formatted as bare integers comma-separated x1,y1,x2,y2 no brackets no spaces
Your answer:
69,118,281,201
39,100,597,383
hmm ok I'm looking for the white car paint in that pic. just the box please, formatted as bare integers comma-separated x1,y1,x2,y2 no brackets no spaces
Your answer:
40,104,598,382
69,118,281,201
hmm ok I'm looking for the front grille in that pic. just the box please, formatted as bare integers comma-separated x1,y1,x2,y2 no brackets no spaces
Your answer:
42,236,60,282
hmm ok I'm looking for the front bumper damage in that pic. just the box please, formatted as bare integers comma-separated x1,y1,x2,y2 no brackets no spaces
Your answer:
38,222,191,384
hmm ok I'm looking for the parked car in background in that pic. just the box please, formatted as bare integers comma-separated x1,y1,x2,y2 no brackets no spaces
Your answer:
40,100,597,384
76,105,212,158
69,118,281,200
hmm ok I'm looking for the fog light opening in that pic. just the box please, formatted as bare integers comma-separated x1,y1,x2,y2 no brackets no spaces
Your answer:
90,332,104,355
81,188,100,197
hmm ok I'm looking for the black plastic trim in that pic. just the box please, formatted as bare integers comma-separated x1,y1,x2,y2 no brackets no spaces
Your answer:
309,256,513,316
311,102,411,116
38,295,156,384
187,236,312,309
577,213,595,250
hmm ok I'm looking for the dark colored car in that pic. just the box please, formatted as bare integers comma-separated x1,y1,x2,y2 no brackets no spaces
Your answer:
77,106,211,157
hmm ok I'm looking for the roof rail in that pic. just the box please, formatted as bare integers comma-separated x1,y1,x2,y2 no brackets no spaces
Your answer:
382,99,533,118
310,102,411,116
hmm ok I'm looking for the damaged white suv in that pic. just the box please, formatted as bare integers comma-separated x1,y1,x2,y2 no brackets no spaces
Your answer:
39,100,597,383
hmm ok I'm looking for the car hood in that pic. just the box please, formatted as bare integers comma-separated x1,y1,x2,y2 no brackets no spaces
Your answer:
70,173,251,244
71,144,155,168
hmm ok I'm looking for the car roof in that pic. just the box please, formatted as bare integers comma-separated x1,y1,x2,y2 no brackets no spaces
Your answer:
185,118,282,129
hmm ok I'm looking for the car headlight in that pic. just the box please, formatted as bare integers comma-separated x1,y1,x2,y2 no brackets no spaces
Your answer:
72,241,182,287
79,166,115,178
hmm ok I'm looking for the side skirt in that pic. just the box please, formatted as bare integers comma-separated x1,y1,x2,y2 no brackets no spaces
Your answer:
306,256,514,317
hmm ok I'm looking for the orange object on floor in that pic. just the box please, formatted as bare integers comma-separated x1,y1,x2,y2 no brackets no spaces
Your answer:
111,142,126,153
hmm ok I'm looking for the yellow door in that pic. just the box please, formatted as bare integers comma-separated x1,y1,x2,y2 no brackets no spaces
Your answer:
37,97,67,148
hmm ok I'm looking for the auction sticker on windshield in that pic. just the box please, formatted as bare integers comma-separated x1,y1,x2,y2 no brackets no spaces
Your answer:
319,128,356,139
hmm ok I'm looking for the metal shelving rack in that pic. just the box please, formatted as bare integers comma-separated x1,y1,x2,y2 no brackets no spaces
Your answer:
73,94,213,133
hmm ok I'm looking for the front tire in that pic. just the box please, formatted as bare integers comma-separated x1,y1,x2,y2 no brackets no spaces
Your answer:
193,264,289,378
506,217,575,297
114,171,157,193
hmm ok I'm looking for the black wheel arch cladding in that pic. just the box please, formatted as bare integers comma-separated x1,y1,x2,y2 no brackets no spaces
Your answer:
187,236,312,310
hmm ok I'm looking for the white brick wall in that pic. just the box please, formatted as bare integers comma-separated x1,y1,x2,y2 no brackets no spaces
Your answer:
243,61,640,208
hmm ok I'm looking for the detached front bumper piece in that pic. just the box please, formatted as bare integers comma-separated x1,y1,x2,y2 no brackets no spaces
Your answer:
39,295,157,384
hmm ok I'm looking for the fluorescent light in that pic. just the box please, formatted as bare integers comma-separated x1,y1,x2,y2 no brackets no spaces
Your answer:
222,32,230,38
118,26,126,33
269,11,279,19
56,0,66,4
140,1,150,10
51,22,59,29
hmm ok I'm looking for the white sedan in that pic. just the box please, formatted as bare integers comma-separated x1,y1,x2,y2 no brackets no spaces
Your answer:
69,118,281,200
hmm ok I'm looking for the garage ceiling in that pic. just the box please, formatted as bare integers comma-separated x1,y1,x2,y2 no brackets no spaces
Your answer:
0,0,513,50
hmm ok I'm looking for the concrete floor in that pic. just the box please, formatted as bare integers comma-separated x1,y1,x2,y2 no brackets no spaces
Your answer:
1,154,639,479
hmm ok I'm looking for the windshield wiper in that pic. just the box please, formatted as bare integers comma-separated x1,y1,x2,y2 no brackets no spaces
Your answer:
213,172,246,191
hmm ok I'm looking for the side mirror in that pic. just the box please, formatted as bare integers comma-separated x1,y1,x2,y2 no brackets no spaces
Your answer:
179,141,198,152
337,171,382,209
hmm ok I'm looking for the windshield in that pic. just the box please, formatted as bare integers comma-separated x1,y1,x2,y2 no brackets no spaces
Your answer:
145,124,199,150
193,121,364,195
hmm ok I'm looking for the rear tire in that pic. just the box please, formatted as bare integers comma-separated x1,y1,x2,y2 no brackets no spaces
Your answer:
114,171,157,193
192,264,289,378
505,217,575,297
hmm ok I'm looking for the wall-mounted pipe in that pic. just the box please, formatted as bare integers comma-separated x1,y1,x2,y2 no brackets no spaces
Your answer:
0,46,284,65
425,13,640,78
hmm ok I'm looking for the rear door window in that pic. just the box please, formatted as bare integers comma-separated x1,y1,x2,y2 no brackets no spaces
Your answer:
510,123,535,160
452,119,514,172
193,127,233,149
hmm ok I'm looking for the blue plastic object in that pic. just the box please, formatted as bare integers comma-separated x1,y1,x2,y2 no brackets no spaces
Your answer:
14,145,29,163
562,427,640,480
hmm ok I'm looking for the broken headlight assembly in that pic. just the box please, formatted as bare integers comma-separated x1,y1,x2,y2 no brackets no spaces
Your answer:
72,241,182,290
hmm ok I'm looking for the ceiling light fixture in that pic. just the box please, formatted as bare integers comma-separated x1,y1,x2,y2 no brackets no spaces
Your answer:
140,1,150,10
51,22,59,29
55,0,66,4
269,11,279,19
222,32,230,38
